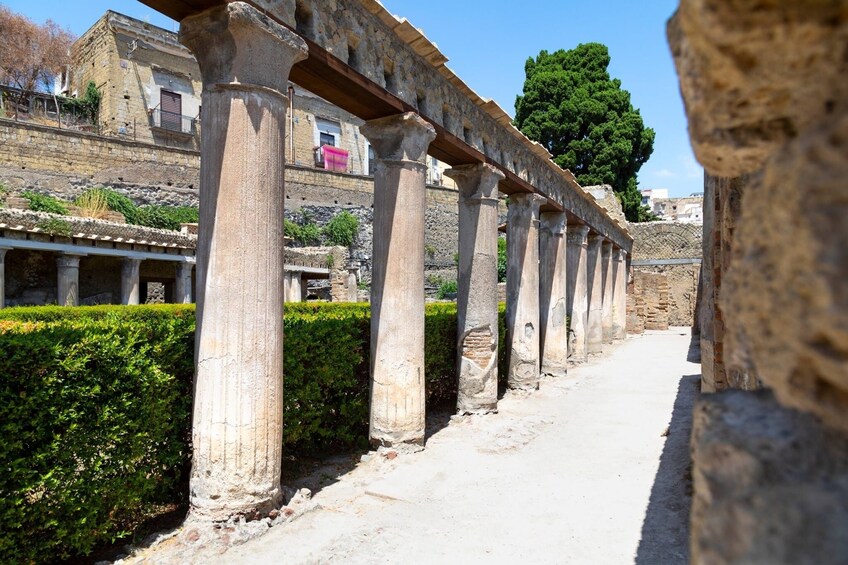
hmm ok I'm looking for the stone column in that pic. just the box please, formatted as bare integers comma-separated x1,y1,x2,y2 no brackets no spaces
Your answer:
586,234,604,354
361,112,436,447
0,248,8,309
120,258,142,305
566,224,590,363
446,163,504,415
284,271,303,303
612,248,627,340
179,3,308,519
539,212,568,378
601,240,614,344
174,262,194,304
506,192,546,390
57,254,82,307
346,262,359,303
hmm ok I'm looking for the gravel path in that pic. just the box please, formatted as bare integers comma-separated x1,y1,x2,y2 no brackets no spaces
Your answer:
218,328,699,564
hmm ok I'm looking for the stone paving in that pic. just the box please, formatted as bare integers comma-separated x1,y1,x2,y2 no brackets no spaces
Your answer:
205,329,699,564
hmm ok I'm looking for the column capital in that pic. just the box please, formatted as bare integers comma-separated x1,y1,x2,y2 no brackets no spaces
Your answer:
540,211,567,236
445,163,504,201
180,2,308,94
588,232,606,245
57,255,82,269
567,224,590,245
361,112,436,163
613,247,627,262
509,192,547,208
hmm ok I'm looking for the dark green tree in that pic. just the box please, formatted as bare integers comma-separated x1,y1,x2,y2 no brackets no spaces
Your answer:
514,43,656,221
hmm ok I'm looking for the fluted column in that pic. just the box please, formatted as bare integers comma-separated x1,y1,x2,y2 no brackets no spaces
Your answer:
540,212,568,378
0,248,8,309
613,248,627,340
446,163,504,415
566,224,590,363
57,254,82,306
601,240,614,344
587,234,604,354
179,2,308,519
506,192,546,390
361,112,436,447
121,258,142,305
174,262,194,304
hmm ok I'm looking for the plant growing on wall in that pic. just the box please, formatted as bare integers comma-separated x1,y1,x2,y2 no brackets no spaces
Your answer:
21,191,68,215
61,81,101,125
323,211,359,247
497,237,507,283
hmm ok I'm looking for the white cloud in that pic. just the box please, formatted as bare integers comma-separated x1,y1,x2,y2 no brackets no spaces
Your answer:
654,169,677,179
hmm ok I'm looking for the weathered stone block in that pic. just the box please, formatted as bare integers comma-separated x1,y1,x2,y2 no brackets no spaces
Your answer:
691,390,848,564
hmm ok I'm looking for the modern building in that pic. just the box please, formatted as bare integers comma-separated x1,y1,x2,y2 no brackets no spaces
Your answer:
67,11,454,186
640,188,703,223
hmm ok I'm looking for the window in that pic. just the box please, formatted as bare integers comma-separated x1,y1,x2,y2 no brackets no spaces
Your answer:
315,117,341,148
160,89,182,131
367,144,376,176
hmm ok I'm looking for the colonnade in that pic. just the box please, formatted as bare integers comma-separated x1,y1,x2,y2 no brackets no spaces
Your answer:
0,250,193,308
178,2,630,519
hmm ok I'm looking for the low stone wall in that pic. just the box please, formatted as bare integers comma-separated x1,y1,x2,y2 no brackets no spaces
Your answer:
632,271,670,331
0,119,467,284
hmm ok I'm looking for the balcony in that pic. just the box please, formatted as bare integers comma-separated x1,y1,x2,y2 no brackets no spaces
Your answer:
149,108,198,137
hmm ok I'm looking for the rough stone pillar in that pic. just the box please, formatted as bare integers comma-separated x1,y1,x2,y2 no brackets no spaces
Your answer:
586,234,604,354
612,248,627,340
539,212,568,378
179,3,308,519
121,258,142,305
174,262,194,304
506,192,546,390
57,254,82,307
446,163,504,414
566,224,590,363
0,248,8,309
601,240,614,344
361,112,436,447
346,263,359,303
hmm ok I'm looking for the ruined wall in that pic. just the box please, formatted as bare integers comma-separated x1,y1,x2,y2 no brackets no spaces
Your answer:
633,271,670,331
628,222,701,327
669,1,848,562
0,119,464,285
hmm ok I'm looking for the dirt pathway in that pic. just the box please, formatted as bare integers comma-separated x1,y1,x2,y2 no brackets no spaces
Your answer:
214,328,699,564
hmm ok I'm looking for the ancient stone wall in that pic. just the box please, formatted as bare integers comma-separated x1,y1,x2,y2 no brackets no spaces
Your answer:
633,271,670,331
669,1,848,562
628,221,701,327
0,119,467,287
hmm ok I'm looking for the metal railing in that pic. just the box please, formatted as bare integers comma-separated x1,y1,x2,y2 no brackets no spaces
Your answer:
149,108,198,135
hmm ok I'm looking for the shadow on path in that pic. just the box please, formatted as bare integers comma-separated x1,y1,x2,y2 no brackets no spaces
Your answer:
635,373,701,565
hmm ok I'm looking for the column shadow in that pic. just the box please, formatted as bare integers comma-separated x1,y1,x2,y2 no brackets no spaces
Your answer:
635,373,700,565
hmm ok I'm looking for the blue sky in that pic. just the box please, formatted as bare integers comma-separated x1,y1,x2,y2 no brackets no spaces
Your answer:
4,0,702,197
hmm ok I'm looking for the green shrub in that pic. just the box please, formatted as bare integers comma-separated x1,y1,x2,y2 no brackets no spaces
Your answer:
284,219,321,245
298,222,321,246
437,279,458,299
323,211,359,247
90,188,139,223
76,188,199,230
0,302,509,560
37,218,72,237
21,190,68,215
497,237,507,282
0,306,195,562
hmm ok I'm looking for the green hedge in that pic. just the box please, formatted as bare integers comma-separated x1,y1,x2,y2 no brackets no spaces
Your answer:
0,302,507,561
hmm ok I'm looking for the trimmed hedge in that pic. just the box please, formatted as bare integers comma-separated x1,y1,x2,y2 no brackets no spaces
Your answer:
0,302,507,561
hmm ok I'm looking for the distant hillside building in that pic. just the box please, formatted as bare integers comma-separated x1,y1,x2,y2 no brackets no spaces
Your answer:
67,11,453,186
641,188,703,223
